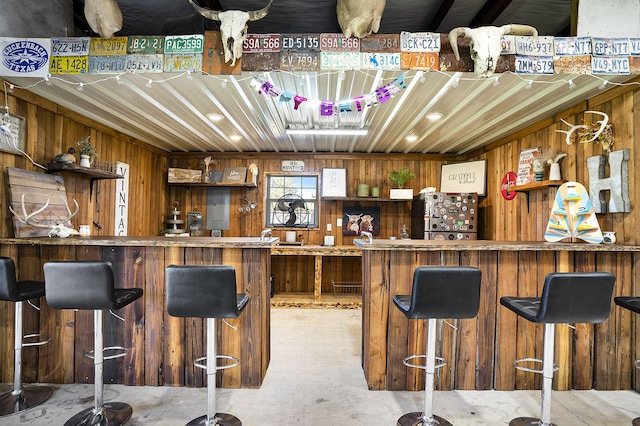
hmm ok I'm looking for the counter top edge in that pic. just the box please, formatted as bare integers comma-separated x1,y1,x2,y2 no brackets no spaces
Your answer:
353,239,640,252
0,236,280,248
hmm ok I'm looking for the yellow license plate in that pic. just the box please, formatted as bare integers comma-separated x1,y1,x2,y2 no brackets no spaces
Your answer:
49,56,89,74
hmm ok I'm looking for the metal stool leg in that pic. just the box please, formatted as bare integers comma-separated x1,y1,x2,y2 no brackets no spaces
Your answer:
397,318,452,426
510,323,557,426
187,317,241,426
0,300,53,416
64,309,132,426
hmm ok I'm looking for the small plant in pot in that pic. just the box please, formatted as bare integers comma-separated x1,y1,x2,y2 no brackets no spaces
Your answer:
75,136,97,167
389,166,416,199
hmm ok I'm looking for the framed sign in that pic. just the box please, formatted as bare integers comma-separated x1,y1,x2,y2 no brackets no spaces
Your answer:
0,114,25,155
222,167,247,183
440,159,487,196
321,168,346,197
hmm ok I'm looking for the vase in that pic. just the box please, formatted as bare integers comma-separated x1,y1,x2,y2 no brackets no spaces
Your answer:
79,154,91,168
549,163,561,181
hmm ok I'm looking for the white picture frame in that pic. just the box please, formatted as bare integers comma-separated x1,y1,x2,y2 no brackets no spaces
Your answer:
321,168,347,198
0,114,25,155
440,159,487,196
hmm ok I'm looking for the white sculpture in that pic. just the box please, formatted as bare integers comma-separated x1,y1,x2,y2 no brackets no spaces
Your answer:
448,24,538,78
9,194,80,238
189,0,273,66
336,0,387,39
84,0,123,39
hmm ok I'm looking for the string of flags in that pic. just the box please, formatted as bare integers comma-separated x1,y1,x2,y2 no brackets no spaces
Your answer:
249,73,407,116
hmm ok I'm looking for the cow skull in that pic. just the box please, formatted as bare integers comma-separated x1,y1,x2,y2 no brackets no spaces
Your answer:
448,24,538,78
9,194,80,238
336,0,387,39
189,0,274,66
84,0,123,39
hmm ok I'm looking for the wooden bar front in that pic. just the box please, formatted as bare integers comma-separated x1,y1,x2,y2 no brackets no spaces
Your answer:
355,239,640,392
0,236,277,389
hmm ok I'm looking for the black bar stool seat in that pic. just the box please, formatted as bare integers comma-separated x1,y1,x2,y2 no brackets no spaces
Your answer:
166,265,248,426
393,265,482,426
44,261,143,426
500,272,615,426
0,257,53,416
614,296,640,426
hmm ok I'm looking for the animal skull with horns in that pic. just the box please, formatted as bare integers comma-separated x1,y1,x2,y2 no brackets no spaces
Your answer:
84,0,123,39
189,0,274,66
448,24,538,78
336,0,387,39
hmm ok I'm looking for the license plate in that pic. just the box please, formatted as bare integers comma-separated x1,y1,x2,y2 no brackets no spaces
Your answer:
127,36,164,54
125,54,164,72
51,38,90,56
500,36,516,54
360,34,400,52
320,34,360,52
164,35,204,54
592,56,630,74
89,37,127,56
400,32,440,52
515,36,554,56
631,38,640,56
279,52,319,71
592,38,630,56
89,55,127,74
49,56,89,74
281,34,320,52
361,52,401,70
241,52,281,71
320,52,360,70
554,37,592,56
554,55,592,74
515,55,554,74
163,53,202,72
401,52,439,70
243,34,281,52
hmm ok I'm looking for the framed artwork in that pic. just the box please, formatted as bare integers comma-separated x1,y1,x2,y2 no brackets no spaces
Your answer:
440,159,487,196
343,206,380,235
0,114,25,155
222,167,247,183
322,168,347,197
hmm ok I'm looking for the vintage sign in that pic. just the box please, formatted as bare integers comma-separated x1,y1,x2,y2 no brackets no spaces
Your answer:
361,52,401,70
592,37,630,56
281,34,321,52
320,34,360,51
125,54,164,73
164,35,204,54
320,52,360,70
0,38,51,77
89,55,126,74
281,160,304,172
51,37,90,56
554,37,592,56
89,37,127,56
515,36,554,56
127,36,164,54
203,31,241,75
163,54,202,72
401,52,439,70
501,171,517,200
49,56,89,74
400,32,440,52
243,34,281,52
114,161,129,236
515,55,554,74
360,34,400,52
592,56,630,74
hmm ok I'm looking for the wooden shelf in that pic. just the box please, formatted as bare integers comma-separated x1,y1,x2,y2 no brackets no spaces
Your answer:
511,180,565,192
323,196,408,202
46,162,123,180
168,181,257,188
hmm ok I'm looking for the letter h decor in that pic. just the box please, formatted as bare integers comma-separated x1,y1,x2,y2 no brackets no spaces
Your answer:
587,149,630,213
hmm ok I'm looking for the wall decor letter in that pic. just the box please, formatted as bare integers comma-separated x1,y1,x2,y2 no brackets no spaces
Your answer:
587,149,630,213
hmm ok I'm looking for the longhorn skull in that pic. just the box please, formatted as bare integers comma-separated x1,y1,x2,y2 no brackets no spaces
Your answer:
336,0,387,39
448,24,538,78
84,0,123,39
9,194,80,238
189,0,273,66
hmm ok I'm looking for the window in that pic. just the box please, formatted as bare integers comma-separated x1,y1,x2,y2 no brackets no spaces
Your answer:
265,174,318,228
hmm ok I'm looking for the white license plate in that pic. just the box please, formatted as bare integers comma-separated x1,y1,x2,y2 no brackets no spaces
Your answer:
320,34,360,52
515,56,554,74
164,35,204,54
515,36,554,56
51,38,90,56
500,36,516,54
89,55,127,74
630,38,640,56
400,32,440,52
361,53,401,70
554,37,592,56
125,54,164,73
163,54,202,72
592,38,630,56
243,34,281,53
320,52,360,70
592,56,630,74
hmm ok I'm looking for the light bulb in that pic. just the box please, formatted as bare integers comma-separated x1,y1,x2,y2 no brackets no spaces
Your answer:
492,77,499,87
524,80,533,90
451,78,459,88
598,81,607,90
76,83,83,92
116,76,123,85
568,79,576,89
221,79,227,88
146,79,153,88
8,84,14,93
186,70,193,80
45,74,52,86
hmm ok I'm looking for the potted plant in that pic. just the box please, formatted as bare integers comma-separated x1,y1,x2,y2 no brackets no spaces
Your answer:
389,166,416,199
75,136,97,168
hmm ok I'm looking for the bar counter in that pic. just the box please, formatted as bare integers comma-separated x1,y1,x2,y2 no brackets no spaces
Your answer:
0,236,278,389
354,239,640,392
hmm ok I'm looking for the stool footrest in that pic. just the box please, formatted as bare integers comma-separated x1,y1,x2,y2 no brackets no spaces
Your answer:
402,354,446,371
22,333,51,348
514,357,559,375
85,346,129,361
194,354,240,371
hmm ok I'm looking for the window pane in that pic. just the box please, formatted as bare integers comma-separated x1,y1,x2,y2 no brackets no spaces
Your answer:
265,174,318,228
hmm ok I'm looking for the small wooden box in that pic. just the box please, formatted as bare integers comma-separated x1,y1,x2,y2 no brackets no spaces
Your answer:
168,168,202,183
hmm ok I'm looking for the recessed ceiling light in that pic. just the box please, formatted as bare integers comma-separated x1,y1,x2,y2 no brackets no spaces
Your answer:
426,112,443,121
207,113,224,122
229,134,242,141
405,135,418,142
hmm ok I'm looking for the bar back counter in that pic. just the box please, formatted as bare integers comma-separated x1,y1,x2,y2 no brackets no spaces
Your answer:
354,239,640,392
0,236,277,389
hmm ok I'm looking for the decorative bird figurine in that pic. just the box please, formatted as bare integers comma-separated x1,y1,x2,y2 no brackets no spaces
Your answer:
53,147,77,164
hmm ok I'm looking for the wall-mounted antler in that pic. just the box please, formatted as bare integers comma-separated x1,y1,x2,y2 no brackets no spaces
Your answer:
9,194,80,238
556,111,611,149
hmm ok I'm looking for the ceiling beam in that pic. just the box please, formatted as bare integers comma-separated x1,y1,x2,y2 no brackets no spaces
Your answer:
469,0,514,27
428,0,456,31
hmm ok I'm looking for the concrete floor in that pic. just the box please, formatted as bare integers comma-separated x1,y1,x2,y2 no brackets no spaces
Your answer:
1,307,640,425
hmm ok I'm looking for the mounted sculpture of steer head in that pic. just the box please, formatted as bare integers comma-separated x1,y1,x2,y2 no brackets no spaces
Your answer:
189,0,274,66
84,0,123,39
336,0,387,39
448,24,538,78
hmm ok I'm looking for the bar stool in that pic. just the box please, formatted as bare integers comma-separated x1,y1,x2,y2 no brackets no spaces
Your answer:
43,261,143,426
165,265,249,426
614,296,640,426
393,265,482,426
500,272,616,426
0,257,53,416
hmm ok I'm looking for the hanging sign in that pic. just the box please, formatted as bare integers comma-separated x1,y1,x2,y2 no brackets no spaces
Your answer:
281,160,304,172
501,172,518,200
114,162,129,236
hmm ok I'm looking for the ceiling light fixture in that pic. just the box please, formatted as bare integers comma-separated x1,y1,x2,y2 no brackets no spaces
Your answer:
286,128,368,136
425,112,443,121
405,134,418,142
207,113,224,122
229,134,242,141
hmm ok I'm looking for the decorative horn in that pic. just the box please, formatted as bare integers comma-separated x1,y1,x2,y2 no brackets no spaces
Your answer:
248,0,274,21
500,24,538,37
448,27,470,61
189,0,221,21
8,194,50,225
